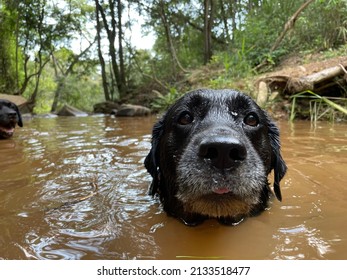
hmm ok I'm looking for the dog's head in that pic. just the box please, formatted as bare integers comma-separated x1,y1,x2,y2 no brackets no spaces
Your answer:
0,99,23,139
145,89,286,226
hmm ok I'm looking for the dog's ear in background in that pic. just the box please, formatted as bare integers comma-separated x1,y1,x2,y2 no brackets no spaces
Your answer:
144,118,164,196
13,103,23,127
267,118,287,201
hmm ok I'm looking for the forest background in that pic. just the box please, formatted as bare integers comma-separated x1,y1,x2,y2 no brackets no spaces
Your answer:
0,0,346,116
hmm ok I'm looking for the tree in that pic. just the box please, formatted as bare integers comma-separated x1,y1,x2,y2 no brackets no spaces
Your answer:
1,0,346,113
0,2,19,93
19,0,52,108
95,0,110,101
13,0,96,110
50,40,96,112
95,0,128,100
203,0,214,64
157,0,187,75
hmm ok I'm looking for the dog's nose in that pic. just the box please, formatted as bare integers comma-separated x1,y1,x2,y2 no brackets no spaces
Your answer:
7,113,17,121
198,136,247,169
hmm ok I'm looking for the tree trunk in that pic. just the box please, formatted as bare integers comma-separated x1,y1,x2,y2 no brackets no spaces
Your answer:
50,53,63,113
30,50,50,107
51,39,95,112
203,0,214,64
230,1,237,43
50,78,65,113
219,0,230,42
117,0,126,95
158,0,187,76
95,0,110,101
287,64,347,93
15,8,20,92
98,0,123,100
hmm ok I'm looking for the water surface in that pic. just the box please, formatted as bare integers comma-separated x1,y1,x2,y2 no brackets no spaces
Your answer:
0,115,346,259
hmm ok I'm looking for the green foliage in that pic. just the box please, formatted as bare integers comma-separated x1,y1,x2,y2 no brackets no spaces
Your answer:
146,0,347,88
218,0,347,69
58,75,104,112
231,1,297,67
23,60,103,114
294,0,347,50
212,37,253,79
1,0,347,115
151,87,182,111
23,60,57,114
290,90,347,123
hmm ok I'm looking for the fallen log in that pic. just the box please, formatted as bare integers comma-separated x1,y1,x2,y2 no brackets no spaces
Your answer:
287,64,347,93
255,62,347,106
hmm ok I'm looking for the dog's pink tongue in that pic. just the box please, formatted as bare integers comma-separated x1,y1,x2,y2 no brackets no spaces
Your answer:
0,127,14,138
213,187,230,194
0,127,14,133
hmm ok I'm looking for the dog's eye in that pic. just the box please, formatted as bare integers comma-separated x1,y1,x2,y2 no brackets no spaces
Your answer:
177,112,193,125
244,113,259,127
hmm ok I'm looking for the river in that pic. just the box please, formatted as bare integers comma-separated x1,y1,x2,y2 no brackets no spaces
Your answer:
0,115,346,259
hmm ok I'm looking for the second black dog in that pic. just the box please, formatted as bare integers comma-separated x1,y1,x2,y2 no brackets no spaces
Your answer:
0,99,23,139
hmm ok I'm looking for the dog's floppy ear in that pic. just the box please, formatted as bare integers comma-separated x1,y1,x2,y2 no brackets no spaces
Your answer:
144,118,164,196
267,118,287,201
14,103,23,127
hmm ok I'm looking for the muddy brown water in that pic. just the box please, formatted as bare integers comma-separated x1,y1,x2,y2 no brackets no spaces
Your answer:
0,115,346,260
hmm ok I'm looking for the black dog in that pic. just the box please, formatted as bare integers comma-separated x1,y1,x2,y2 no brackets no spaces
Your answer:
145,89,287,226
0,99,23,139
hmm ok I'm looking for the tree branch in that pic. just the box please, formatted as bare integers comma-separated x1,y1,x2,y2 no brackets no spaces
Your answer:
254,0,315,71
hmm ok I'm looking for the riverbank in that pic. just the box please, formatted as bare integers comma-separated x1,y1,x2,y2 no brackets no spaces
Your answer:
128,48,347,122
